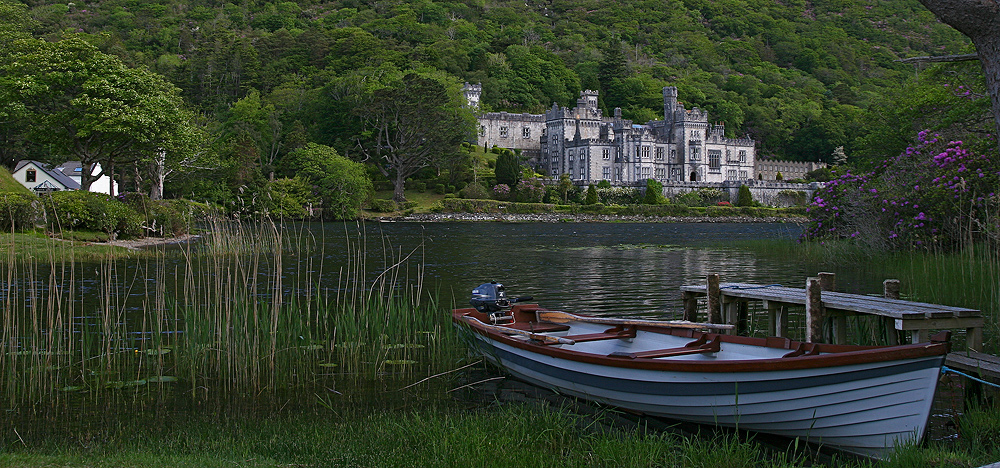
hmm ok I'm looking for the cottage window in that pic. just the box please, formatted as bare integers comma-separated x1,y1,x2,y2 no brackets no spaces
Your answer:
655,147,664,160
500,126,509,138
603,166,611,180
739,150,747,163
26,169,36,183
690,146,701,161
523,127,530,138
740,170,748,179
479,125,486,137
602,148,610,160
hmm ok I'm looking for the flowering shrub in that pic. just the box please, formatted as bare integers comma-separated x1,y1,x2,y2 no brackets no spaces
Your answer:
716,201,731,206
803,130,999,250
596,187,642,205
492,183,511,201
515,178,545,203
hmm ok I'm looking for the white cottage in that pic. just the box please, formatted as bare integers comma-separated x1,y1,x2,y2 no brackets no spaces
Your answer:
54,161,118,195
12,160,80,193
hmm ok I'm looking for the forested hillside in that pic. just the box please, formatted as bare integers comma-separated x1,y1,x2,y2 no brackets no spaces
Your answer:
1,0,988,208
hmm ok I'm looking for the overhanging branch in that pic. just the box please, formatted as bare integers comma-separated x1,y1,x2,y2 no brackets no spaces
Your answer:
897,53,980,64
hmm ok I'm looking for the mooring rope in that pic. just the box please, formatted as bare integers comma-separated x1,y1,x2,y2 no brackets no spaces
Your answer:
942,366,1000,389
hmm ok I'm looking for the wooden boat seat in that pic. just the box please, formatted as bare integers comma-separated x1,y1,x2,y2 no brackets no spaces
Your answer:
609,334,722,359
782,341,821,358
505,321,571,333
544,326,636,345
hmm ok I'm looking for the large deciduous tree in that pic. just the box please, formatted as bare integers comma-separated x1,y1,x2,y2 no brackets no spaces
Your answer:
917,1,1000,136
283,143,372,219
355,72,474,203
0,35,195,194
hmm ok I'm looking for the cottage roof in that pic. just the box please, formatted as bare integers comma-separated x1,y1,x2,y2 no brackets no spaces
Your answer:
13,160,81,190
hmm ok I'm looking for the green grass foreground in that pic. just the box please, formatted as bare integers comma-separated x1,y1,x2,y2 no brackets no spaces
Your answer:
0,405,849,468
3,404,997,468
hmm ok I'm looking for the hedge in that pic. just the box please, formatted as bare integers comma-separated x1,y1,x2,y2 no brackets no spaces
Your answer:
0,192,40,231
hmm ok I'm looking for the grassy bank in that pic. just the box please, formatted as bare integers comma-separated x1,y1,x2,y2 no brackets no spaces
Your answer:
0,404,857,468
0,230,149,261
3,403,997,467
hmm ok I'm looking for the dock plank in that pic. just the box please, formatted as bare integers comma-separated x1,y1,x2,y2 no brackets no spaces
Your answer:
682,283,979,320
946,351,1000,383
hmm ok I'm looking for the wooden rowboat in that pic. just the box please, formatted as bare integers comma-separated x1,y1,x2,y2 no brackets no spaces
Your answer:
453,303,951,458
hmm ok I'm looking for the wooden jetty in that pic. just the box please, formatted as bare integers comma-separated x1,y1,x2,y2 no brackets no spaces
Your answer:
680,273,998,381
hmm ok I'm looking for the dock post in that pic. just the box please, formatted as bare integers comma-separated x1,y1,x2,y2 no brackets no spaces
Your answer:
736,301,749,336
819,272,846,344
806,277,824,343
883,279,901,345
707,274,722,326
682,291,698,322
765,300,788,338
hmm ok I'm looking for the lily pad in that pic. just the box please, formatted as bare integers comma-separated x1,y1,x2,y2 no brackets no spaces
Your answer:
145,348,172,356
384,359,417,365
300,344,324,351
146,376,178,383
59,385,86,392
383,343,425,350
318,363,338,368
105,380,147,389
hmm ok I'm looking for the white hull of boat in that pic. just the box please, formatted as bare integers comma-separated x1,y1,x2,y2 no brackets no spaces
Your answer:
463,319,944,458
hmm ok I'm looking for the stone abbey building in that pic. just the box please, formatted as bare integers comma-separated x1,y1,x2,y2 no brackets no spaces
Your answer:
467,85,757,184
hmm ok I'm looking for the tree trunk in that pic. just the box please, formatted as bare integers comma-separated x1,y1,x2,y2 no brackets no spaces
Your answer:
393,173,407,204
150,151,166,201
974,31,1000,137
917,0,1000,137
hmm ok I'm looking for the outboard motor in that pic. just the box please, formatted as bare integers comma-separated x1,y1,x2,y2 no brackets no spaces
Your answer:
470,282,532,323
470,282,510,313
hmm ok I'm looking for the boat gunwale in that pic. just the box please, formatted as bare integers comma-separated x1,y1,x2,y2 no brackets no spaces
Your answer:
452,308,950,373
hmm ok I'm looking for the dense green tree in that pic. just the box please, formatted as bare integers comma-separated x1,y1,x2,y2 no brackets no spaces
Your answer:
642,179,664,205
494,150,520,187
0,35,196,195
736,185,753,207
283,143,372,219
557,173,573,204
355,73,474,203
585,184,598,205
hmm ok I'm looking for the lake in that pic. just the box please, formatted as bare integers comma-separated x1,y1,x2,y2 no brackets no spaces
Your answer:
1,220,965,448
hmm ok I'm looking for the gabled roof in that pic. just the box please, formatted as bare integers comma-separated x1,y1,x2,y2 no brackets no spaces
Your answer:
13,160,81,190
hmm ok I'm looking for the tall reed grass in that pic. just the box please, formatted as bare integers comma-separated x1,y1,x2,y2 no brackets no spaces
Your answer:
0,217,459,410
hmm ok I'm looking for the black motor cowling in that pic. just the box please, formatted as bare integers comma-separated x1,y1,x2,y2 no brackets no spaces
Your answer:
469,282,510,313
469,282,532,314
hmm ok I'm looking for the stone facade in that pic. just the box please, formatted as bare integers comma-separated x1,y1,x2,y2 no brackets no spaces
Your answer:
755,159,827,181
466,85,758,184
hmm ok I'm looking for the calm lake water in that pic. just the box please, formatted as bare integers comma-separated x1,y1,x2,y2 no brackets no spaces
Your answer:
315,221,877,314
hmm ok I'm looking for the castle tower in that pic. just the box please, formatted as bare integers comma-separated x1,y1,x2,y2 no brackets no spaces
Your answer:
581,90,599,111
663,87,678,121
463,82,482,109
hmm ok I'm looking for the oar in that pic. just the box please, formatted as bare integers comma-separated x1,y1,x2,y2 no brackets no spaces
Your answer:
461,315,576,345
536,310,735,330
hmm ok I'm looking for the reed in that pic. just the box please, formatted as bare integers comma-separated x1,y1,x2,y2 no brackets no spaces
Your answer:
0,216,460,410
